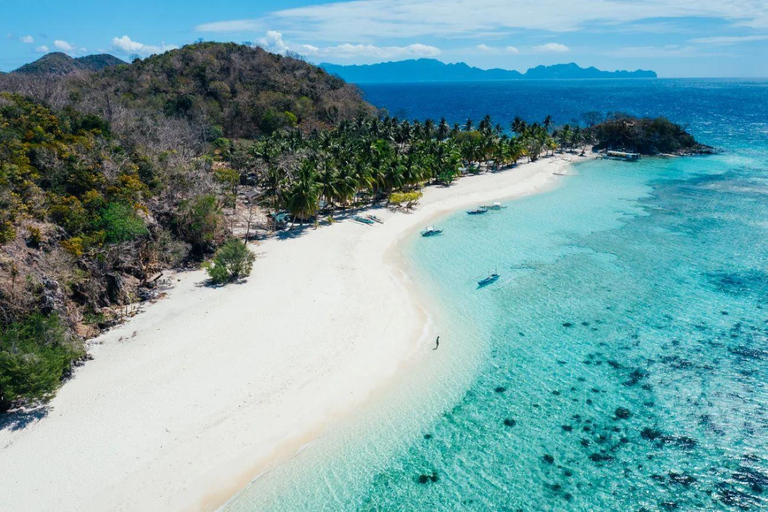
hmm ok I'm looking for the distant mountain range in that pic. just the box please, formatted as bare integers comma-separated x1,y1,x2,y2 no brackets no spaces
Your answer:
13,52,125,75
320,59,657,83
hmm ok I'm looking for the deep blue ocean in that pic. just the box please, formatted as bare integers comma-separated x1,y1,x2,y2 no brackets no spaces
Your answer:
226,79,768,511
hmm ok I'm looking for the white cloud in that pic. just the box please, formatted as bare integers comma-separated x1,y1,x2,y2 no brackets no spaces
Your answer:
196,19,263,32
476,44,519,54
604,45,700,58
196,0,768,42
690,34,768,45
535,43,570,52
259,31,289,53
35,45,49,53
20,35,34,44
253,30,439,62
299,42,440,60
111,35,177,57
53,40,76,51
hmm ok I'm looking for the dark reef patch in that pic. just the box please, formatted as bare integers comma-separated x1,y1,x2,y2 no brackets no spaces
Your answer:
667,472,697,486
416,472,439,484
615,407,632,420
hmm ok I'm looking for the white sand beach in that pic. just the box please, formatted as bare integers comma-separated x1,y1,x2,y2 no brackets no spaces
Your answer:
0,155,579,512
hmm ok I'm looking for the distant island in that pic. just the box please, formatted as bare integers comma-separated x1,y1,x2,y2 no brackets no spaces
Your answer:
320,59,657,83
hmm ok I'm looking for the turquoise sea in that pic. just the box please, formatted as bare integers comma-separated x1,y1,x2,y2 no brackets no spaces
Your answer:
225,79,768,511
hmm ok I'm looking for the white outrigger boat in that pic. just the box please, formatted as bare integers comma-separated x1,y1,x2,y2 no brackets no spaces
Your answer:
421,225,443,237
480,201,506,210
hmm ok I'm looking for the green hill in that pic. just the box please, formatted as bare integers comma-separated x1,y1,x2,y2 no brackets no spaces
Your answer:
75,43,374,138
14,52,125,75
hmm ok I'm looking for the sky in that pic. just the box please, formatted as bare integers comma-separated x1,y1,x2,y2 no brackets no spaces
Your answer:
2,0,768,77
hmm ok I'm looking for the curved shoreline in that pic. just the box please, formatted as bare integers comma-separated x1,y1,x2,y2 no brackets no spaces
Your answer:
0,155,583,512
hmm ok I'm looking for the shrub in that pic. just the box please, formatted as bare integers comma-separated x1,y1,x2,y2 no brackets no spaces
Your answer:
388,191,423,209
204,239,255,285
61,237,84,256
49,196,88,236
175,194,223,254
0,313,83,411
100,202,147,243
0,221,16,244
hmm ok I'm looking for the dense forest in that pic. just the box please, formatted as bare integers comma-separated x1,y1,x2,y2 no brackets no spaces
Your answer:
0,42,706,412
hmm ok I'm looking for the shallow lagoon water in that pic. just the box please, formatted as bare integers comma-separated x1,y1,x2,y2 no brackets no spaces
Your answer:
225,80,768,510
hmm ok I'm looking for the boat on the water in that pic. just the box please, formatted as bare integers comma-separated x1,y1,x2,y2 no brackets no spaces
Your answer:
421,226,443,237
477,272,500,287
602,150,641,161
467,207,489,215
480,202,506,210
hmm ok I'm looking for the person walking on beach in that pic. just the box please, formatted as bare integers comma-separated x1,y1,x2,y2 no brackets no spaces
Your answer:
434,336,440,350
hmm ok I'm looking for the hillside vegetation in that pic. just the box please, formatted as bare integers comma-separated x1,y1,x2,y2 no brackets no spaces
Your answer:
592,113,714,155
75,43,373,139
13,53,125,75
0,43,374,411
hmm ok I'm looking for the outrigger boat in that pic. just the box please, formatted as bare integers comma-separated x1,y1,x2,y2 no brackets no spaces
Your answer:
480,202,506,210
478,271,500,287
602,150,641,161
467,207,489,215
353,215,375,225
366,214,384,224
421,225,443,237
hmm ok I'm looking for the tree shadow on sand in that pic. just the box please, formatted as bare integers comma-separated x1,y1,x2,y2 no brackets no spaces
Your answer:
0,405,50,432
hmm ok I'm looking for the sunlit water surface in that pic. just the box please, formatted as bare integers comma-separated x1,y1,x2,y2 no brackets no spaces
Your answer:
224,79,768,511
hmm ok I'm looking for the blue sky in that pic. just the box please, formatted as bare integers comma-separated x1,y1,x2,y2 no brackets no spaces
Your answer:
2,0,768,76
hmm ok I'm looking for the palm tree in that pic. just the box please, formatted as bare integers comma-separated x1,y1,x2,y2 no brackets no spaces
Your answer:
543,115,553,133
423,118,435,141
317,158,339,209
492,139,509,171
333,164,358,207
286,159,320,224
478,115,492,135
437,118,450,140
382,160,405,193
512,116,527,135
508,137,525,164
260,165,285,213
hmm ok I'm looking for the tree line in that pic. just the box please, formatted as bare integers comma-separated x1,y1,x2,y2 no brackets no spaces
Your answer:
223,113,599,223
